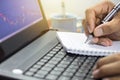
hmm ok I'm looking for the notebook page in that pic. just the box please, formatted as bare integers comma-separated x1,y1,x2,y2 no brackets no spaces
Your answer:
57,32,120,56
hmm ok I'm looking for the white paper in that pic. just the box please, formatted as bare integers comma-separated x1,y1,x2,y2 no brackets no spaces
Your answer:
57,32,120,56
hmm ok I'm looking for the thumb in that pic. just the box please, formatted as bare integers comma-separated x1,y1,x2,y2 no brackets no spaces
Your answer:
94,20,119,37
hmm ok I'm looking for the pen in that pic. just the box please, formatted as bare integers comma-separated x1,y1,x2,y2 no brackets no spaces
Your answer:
85,2,120,43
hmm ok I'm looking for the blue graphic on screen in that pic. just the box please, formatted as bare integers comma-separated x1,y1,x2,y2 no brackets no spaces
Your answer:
0,0,42,40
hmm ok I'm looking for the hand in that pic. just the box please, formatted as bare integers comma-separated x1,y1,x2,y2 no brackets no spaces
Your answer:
82,0,120,46
93,53,120,80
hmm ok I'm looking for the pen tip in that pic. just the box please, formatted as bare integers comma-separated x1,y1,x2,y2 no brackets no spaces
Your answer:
84,39,88,43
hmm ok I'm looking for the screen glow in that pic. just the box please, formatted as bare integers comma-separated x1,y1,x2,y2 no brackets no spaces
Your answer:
0,0,42,41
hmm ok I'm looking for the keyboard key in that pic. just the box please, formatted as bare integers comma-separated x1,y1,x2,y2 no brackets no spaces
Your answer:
76,56,86,61
58,51,66,56
49,51,57,55
29,68,38,72
57,44,62,47
34,73,45,78
69,64,79,69
25,71,34,76
53,67,65,72
52,48,59,52
71,60,82,66
33,65,41,69
36,61,45,66
44,63,55,68
46,53,54,57
78,69,88,74
46,74,58,80
62,71,74,77
43,56,51,60
37,70,48,75
57,63,68,68
60,49,65,52
50,58,62,64
58,76,71,80
72,76,84,80
60,61,70,65
66,68,77,73
51,57,62,61
41,66,52,72
63,56,74,62
55,46,61,49
50,70,62,75
48,60,59,65
40,59,48,63
54,53,65,59
75,71,87,78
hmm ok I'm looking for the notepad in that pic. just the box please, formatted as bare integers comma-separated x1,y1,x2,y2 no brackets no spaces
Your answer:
57,32,120,56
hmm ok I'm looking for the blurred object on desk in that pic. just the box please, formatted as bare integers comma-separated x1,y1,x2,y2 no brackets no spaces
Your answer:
50,13,83,32
76,17,84,33
49,0,84,32
47,14,84,32
50,13,76,32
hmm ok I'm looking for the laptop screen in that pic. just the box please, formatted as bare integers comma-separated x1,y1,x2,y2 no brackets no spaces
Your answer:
0,0,42,41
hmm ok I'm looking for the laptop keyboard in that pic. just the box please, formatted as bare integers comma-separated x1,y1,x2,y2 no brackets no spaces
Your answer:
24,43,101,80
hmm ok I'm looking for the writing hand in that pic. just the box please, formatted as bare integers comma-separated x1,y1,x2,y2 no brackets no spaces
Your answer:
82,0,120,46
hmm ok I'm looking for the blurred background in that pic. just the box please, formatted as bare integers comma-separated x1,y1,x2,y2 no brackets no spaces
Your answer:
41,0,102,19
40,0,119,32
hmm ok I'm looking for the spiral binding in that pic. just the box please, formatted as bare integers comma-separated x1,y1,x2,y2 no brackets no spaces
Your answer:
67,48,117,56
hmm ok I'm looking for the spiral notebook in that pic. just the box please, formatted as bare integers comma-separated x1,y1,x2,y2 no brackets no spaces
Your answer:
57,32,120,56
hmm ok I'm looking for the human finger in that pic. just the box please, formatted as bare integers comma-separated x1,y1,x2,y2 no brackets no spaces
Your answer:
91,37,112,46
82,19,89,36
103,75,120,80
95,53,120,69
94,12,120,37
85,1,114,33
85,8,96,33
93,61,120,78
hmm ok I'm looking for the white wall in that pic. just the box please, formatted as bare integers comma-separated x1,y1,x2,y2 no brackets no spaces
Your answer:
41,0,101,19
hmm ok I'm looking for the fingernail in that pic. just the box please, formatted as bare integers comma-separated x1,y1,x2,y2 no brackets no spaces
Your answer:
102,78,109,80
101,42,107,46
92,69,100,78
101,41,110,46
95,28,103,36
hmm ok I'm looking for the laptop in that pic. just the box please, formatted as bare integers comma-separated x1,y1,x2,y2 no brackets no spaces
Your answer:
0,0,102,80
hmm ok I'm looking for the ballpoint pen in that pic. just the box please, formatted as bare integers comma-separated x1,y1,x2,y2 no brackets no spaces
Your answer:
85,2,120,43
